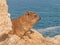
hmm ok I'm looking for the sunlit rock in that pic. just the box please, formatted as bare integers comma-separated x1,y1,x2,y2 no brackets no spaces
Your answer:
0,0,12,39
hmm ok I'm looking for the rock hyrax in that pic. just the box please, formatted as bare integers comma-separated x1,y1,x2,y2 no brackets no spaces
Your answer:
10,11,41,37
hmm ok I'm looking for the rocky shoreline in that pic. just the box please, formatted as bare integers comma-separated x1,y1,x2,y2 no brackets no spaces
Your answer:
0,0,60,45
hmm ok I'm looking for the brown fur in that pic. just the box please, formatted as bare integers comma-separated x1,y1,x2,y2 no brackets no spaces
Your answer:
9,11,41,37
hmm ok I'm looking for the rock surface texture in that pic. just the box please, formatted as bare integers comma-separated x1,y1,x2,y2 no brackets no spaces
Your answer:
0,0,60,45
0,0,12,37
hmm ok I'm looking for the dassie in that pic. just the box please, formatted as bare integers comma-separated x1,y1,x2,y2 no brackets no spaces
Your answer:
9,11,41,37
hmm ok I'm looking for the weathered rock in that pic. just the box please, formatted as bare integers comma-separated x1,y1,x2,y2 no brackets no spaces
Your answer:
2,29,60,45
45,36,60,45
5,29,45,45
0,0,12,37
25,29,44,41
54,35,60,41
10,11,41,37
0,0,8,12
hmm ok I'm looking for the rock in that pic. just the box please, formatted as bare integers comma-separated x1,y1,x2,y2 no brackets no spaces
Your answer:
0,0,12,37
0,0,8,12
10,11,41,37
0,0,12,44
54,35,60,41
5,29,45,45
45,36,60,45
25,29,44,41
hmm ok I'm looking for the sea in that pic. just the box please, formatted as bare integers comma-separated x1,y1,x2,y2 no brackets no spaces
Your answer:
7,0,60,37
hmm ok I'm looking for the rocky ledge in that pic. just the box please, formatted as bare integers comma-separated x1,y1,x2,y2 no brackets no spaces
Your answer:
0,0,60,45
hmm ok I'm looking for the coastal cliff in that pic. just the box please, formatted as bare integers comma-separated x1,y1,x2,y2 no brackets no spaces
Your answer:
0,0,60,45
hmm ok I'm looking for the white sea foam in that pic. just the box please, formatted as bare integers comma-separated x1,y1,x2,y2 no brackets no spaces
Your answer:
37,26,60,33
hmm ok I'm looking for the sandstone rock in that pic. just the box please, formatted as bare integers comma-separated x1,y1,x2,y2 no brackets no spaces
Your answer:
0,0,12,40
0,0,8,12
5,29,44,45
54,35,60,41
25,29,44,41
4,30,60,45
45,36,60,45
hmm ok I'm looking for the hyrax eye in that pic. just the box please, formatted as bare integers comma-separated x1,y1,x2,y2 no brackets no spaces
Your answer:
27,13,30,16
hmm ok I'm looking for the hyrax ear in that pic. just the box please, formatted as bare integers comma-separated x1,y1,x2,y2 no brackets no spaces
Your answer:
24,11,29,15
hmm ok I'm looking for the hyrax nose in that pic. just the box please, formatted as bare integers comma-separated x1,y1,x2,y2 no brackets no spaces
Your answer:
38,16,41,20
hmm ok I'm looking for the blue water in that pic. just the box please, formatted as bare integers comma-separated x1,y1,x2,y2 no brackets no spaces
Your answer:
7,0,60,37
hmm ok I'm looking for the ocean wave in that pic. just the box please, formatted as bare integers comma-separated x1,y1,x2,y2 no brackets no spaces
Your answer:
37,26,60,33
37,26,60,37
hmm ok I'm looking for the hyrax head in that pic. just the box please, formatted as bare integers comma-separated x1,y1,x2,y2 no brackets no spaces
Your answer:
11,11,41,37
19,11,41,30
